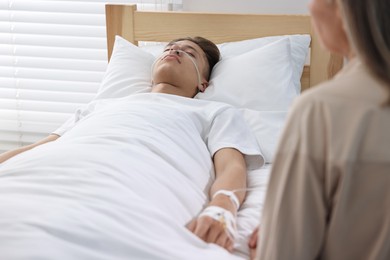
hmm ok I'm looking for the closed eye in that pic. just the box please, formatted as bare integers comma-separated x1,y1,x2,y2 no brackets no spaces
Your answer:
186,51,195,58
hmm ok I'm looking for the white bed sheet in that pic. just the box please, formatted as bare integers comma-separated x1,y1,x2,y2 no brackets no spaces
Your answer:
235,164,271,258
0,94,270,260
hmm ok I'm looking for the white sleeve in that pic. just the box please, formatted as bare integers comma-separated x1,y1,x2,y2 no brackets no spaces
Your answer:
206,107,265,170
51,102,97,136
51,115,77,136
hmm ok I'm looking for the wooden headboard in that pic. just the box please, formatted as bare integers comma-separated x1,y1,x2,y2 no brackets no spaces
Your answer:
105,4,343,91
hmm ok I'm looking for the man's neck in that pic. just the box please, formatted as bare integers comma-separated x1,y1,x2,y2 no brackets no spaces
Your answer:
151,83,195,98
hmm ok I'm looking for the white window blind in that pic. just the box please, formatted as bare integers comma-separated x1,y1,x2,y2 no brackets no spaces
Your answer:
0,0,182,153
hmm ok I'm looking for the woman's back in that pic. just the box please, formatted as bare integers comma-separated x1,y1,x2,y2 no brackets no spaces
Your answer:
257,58,390,260
255,0,390,259
297,58,389,260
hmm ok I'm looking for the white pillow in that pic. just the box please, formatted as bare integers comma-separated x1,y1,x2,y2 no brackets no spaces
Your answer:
196,38,295,162
217,35,310,94
141,34,310,94
95,36,155,100
96,35,310,100
94,35,310,162
197,38,295,110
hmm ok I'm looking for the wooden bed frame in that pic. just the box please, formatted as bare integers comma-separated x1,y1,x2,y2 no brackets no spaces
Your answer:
105,4,343,91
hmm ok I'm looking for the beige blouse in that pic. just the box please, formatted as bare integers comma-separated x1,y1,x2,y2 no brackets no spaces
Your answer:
256,58,390,260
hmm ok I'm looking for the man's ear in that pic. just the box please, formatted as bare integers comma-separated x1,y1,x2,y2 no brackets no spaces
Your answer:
198,82,209,93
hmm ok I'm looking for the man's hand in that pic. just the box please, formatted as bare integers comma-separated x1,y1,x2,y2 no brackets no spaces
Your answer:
187,214,234,252
248,225,260,260
186,147,246,253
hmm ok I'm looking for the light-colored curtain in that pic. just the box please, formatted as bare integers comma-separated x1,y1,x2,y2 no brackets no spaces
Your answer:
0,0,182,153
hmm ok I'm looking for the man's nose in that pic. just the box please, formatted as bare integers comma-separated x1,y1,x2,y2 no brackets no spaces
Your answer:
169,46,181,56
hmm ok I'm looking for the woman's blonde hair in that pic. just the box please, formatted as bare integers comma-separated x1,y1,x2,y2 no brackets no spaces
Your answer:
338,0,390,105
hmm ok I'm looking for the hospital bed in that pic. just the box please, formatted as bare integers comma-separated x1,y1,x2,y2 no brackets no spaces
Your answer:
0,4,342,260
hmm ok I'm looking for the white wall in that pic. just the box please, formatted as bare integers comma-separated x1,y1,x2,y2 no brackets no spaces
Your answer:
183,0,310,14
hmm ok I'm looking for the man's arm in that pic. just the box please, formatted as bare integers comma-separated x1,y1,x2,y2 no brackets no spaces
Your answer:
187,147,247,252
209,147,247,212
0,134,60,164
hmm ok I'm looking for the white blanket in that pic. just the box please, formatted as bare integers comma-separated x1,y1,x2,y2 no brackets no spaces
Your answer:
0,93,265,260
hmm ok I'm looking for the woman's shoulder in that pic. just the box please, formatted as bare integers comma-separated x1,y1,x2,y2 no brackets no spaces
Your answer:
294,58,385,111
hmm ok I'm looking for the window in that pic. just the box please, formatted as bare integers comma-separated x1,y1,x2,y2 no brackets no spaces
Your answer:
0,0,182,153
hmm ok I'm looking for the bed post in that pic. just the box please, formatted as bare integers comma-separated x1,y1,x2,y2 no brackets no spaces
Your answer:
105,4,137,61
309,26,343,89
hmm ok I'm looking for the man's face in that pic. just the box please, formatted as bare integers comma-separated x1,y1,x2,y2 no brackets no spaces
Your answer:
152,40,209,95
